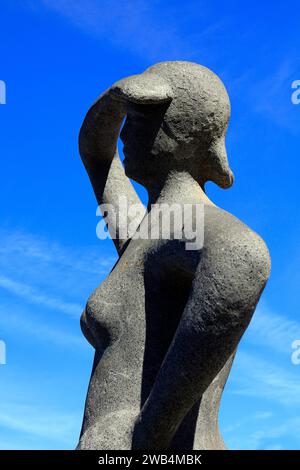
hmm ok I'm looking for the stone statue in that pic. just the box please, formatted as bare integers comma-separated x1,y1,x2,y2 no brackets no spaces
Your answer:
77,61,271,450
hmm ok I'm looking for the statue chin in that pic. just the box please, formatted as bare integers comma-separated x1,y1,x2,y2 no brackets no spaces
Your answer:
215,170,234,189
123,158,136,179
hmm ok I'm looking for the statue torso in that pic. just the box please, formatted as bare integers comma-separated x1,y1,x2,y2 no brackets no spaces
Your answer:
81,204,270,443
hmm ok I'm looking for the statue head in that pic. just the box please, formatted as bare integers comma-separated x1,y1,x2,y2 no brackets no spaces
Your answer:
119,61,233,190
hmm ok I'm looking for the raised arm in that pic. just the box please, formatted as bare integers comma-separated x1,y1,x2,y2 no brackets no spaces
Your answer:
79,73,174,255
79,82,144,255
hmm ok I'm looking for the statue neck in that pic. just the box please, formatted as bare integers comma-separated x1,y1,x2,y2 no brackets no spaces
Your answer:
146,171,215,209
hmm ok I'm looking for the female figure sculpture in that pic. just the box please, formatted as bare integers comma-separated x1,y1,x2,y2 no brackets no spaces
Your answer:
77,61,270,450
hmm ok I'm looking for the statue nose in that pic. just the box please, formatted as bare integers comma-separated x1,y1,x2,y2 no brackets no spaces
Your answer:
227,170,234,187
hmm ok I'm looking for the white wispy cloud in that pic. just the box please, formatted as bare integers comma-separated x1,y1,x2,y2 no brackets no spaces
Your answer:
230,350,300,406
0,228,114,352
222,304,300,448
39,0,224,62
0,228,115,276
248,59,300,133
0,305,85,350
245,302,300,356
0,275,82,318
226,414,300,450
0,228,116,315
0,402,80,446
222,410,273,435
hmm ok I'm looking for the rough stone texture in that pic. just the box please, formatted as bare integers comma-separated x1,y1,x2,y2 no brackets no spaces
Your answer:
77,61,271,450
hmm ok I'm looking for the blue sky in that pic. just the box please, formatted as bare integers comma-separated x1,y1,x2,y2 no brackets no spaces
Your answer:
0,0,299,450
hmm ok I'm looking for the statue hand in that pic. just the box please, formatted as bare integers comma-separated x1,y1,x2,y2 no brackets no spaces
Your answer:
109,73,174,105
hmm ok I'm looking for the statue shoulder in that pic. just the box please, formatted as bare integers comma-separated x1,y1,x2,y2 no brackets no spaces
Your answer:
202,205,271,287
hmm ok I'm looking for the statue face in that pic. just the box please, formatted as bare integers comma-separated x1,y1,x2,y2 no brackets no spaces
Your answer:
120,102,173,185
120,61,234,189
120,99,233,190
